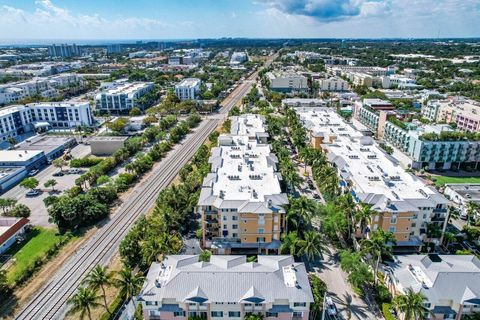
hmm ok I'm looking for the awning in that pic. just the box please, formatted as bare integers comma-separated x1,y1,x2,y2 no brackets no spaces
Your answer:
158,304,184,312
268,305,293,313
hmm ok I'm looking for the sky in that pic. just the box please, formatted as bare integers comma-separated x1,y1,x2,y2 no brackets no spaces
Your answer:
0,0,479,42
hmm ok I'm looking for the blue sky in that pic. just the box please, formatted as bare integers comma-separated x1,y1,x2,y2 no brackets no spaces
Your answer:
0,0,479,41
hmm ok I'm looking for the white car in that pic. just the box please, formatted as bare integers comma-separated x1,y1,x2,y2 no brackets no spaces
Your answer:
326,296,337,316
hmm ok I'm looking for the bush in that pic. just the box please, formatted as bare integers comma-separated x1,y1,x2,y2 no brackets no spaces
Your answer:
374,284,392,304
5,204,31,218
70,157,103,168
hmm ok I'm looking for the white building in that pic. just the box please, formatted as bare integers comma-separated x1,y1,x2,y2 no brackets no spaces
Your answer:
319,77,349,92
230,52,248,65
444,184,480,219
266,71,308,93
282,98,328,108
0,101,93,142
381,75,418,89
175,78,201,101
95,81,154,113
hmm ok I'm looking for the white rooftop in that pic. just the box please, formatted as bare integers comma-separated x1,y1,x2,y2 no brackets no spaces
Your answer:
101,81,152,96
176,78,201,88
0,150,43,162
230,114,267,137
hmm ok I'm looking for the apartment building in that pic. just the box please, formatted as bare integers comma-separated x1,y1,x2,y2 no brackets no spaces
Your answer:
354,99,394,138
385,254,480,319
383,122,480,170
422,98,480,132
444,184,480,219
198,114,288,254
282,98,328,108
0,101,93,142
95,81,154,113
319,77,349,92
328,65,394,77
138,255,313,320
266,71,308,93
295,107,448,252
175,78,201,101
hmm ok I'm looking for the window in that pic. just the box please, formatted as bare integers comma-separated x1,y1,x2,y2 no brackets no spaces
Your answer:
293,312,303,317
227,302,237,305
145,301,157,306
229,312,241,317
232,224,238,229
390,217,397,224
388,227,396,233
223,216,227,221
258,228,264,234
294,302,307,307
211,311,223,317
266,312,278,317
256,237,265,243
232,216,238,221
411,223,416,227
232,233,238,238
174,311,186,317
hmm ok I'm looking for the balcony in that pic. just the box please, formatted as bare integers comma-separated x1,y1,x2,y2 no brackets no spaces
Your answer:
431,214,446,222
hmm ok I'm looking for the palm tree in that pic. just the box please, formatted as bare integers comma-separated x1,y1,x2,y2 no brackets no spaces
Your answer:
67,287,102,320
82,265,114,314
361,229,396,285
280,232,301,257
466,201,479,225
298,231,327,261
287,196,318,234
354,204,375,237
442,232,456,248
392,288,431,320
114,266,145,301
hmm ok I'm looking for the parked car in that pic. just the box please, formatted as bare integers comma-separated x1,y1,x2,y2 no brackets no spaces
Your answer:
26,189,40,197
460,212,469,220
28,169,39,177
326,296,337,316
53,171,64,177
463,241,479,254
69,168,82,174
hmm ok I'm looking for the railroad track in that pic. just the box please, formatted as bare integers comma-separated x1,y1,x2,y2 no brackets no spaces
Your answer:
15,66,262,320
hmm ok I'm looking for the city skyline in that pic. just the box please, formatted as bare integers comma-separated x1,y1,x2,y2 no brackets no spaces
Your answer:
0,0,479,43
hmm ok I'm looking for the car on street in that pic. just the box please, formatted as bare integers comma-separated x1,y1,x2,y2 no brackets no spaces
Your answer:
26,189,40,197
313,194,321,200
53,171,64,177
68,168,82,174
326,296,338,316
28,169,39,176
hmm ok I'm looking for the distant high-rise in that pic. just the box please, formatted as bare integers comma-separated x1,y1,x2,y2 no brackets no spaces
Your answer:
48,43,81,58
106,44,123,54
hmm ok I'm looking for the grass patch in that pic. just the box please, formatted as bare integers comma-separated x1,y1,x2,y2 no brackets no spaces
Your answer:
5,227,73,285
382,303,396,320
433,176,480,187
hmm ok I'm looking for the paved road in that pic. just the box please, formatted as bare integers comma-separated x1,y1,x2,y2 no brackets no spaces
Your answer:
315,245,378,320
15,57,272,320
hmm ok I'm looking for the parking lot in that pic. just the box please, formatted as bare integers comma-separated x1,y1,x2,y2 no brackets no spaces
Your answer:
2,142,91,227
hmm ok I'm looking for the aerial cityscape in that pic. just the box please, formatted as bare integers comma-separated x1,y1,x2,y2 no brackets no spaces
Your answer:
0,1,479,320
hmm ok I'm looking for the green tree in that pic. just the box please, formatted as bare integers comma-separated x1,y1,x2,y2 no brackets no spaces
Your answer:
52,157,68,172
392,288,431,320
114,266,145,301
466,201,479,225
6,204,31,218
129,107,142,116
7,136,17,149
83,265,114,314
298,231,327,262
0,269,10,297
361,229,397,285
44,179,58,191
0,198,17,214
280,231,301,257
67,287,102,320
199,250,212,262
107,118,128,133
20,177,39,190
244,313,264,320
354,204,375,236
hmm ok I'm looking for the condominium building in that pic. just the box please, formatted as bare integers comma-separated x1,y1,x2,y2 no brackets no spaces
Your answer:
422,98,480,132
175,78,201,101
48,43,81,58
138,255,313,320
266,71,308,93
295,107,449,252
0,101,93,141
328,65,395,77
385,254,480,319
444,184,480,219
282,98,328,108
95,81,155,113
198,114,288,254
319,77,349,92
383,122,480,170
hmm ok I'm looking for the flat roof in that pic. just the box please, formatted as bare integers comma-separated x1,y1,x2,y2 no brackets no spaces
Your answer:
230,114,267,137
176,78,201,88
295,107,447,211
101,82,152,96
0,150,43,162
91,136,129,142
17,135,74,155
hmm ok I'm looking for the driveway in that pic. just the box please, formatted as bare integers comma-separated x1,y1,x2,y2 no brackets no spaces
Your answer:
314,245,379,320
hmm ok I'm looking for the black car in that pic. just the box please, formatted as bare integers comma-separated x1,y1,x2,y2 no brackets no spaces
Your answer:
53,171,64,177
